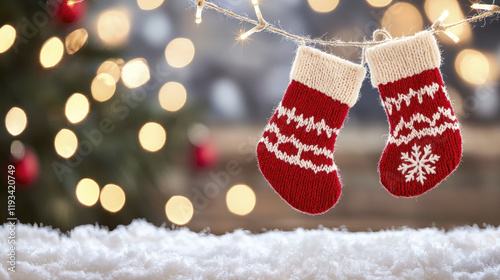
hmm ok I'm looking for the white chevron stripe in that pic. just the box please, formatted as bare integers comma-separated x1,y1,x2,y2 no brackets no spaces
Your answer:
276,105,340,138
389,122,460,146
259,123,337,174
390,107,459,146
260,137,337,174
264,123,334,159
383,83,441,115
392,107,457,138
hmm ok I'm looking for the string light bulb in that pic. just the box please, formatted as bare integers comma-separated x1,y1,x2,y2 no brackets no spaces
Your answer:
66,0,83,7
196,0,204,24
239,0,267,40
471,3,500,11
432,11,460,43
195,1,500,48
252,0,263,20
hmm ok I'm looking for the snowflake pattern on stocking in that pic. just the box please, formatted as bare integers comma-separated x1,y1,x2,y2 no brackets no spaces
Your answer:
397,144,440,185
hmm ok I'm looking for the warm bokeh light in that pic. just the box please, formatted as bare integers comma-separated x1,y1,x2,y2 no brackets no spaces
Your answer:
97,59,123,83
65,93,90,124
5,107,27,136
54,128,78,158
307,0,339,13
10,140,25,160
91,73,116,102
366,0,392,8
165,38,195,68
97,10,130,47
65,28,88,55
76,178,100,207
165,196,194,226
382,3,423,37
159,82,187,112
121,58,150,88
0,24,16,53
455,49,490,85
137,0,164,10
138,122,166,152
424,0,471,44
226,184,256,216
40,37,64,68
100,184,126,213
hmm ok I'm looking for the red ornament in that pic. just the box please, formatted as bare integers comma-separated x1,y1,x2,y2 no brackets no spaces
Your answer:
10,146,40,187
57,0,87,24
193,138,219,168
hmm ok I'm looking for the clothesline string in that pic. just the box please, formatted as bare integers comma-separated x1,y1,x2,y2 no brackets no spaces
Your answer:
197,1,500,47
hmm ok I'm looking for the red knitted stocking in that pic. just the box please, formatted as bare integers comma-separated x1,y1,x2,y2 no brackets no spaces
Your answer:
366,31,462,197
257,46,365,214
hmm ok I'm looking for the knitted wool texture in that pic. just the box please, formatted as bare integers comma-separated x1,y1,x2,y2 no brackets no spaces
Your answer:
366,31,462,197
257,46,365,215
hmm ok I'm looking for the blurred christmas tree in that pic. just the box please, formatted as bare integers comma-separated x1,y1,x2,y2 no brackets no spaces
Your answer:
0,0,202,231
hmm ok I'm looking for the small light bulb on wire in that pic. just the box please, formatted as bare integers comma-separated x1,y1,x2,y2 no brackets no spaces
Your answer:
240,32,249,40
239,0,267,40
196,0,204,24
432,10,460,43
66,0,83,7
194,0,500,48
471,3,499,11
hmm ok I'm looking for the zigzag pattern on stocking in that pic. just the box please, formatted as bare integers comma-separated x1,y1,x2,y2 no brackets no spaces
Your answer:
382,82,441,115
276,105,340,138
383,82,460,146
259,105,339,174
389,107,460,146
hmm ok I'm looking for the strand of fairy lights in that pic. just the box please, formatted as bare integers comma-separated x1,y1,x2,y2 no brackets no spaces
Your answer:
195,0,500,46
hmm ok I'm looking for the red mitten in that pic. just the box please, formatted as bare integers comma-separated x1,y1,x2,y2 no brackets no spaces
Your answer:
257,46,366,214
366,31,462,197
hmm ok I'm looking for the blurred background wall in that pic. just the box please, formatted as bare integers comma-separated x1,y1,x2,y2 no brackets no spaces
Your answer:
1,0,499,234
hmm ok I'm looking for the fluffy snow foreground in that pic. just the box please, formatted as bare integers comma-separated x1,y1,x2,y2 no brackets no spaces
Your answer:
1,220,500,280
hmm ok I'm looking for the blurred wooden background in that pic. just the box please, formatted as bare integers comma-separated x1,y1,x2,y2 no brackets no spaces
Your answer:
188,124,500,234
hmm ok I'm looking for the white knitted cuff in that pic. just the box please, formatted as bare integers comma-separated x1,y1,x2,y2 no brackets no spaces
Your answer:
366,31,441,87
291,46,366,107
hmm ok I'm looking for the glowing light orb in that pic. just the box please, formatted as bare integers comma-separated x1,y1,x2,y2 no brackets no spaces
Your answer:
226,184,256,216
307,0,339,13
165,38,195,68
91,73,116,102
76,178,100,207
100,184,126,213
165,196,194,225
40,37,64,68
5,107,27,136
382,3,423,37
54,128,78,158
159,82,187,112
97,10,130,47
0,24,16,53
65,93,90,124
121,58,150,88
139,122,166,152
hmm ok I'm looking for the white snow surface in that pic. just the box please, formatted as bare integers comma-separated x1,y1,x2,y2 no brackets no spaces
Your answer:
1,220,500,280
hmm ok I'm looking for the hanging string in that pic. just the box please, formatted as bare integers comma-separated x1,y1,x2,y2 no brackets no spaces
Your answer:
195,0,500,47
